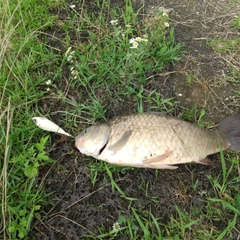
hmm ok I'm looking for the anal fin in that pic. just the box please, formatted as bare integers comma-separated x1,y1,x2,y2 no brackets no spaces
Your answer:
197,158,213,166
152,164,178,170
134,163,178,170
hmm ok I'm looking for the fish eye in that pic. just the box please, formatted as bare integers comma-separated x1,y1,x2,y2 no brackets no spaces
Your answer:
83,127,89,134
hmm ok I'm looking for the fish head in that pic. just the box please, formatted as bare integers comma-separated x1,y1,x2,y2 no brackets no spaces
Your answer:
75,123,111,157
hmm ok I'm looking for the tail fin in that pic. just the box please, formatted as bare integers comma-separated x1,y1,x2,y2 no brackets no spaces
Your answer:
219,114,240,152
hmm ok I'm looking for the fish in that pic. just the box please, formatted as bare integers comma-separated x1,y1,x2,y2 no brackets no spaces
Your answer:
32,117,73,137
75,112,240,169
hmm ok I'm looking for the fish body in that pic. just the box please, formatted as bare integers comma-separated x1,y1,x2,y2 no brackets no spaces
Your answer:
75,112,240,169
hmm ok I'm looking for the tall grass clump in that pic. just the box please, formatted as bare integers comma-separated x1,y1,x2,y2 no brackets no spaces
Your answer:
66,6,181,93
0,0,64,238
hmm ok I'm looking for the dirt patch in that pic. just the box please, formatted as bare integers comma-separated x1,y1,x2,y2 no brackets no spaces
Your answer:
159,0,240,122
30,0,239,239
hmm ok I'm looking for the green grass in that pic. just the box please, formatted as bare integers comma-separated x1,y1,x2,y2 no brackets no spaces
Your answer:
205,19,240,240
207,15,240,85
0,0,63,238
233,15,240,29
61,4,181,123
0,0,239,239
209,37,240,54
185,70,197,86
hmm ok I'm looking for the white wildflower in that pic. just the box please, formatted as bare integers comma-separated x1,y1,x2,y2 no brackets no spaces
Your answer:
46,87,50,91
130,41,139,49
67,55,73,62
135,37,142,42
65,46,72,57
163,12,168,17
45,79,51,85
112,222,120,231
71,69,78,78
129,38,135,44
126,24,132,28
71,69,77,75
164,22,170,27
69,4,76,9
142,34,148,42
110,20,118,25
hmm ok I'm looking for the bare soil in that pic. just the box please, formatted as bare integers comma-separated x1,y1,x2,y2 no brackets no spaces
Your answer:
30,0,240,239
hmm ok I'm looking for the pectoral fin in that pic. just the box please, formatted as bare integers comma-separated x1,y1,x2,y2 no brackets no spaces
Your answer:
108,130,132,154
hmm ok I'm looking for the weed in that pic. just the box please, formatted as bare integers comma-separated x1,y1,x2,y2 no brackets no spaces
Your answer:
208,153,239,197
209,37,240,54
169,205,199,238
234,193,240,210
11,136,54,178
180,106,208,128
2,135,54,239
105,163,137,201
208,15,240,88
89,159,135,186
91,208,165,239
185,71,197,85
128,85,176,113
207,152,239,239
233,15,240,29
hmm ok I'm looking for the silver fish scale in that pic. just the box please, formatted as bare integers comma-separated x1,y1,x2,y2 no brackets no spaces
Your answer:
99,113,229,166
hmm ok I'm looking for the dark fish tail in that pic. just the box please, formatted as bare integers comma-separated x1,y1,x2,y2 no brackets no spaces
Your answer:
219,114,240,152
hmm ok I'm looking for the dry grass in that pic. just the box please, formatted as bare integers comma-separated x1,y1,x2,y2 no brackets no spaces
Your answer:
0,99,13,239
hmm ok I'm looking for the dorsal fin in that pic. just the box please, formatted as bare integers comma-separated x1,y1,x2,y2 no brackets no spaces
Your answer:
148,112,167,116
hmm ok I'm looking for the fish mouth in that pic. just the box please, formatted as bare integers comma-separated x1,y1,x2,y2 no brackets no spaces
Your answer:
75,135,81,148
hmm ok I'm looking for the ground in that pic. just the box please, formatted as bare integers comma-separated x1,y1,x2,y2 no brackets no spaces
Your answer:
29,0,239,239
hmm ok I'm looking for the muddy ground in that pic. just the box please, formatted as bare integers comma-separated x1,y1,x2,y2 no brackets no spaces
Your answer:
30,0,239,239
